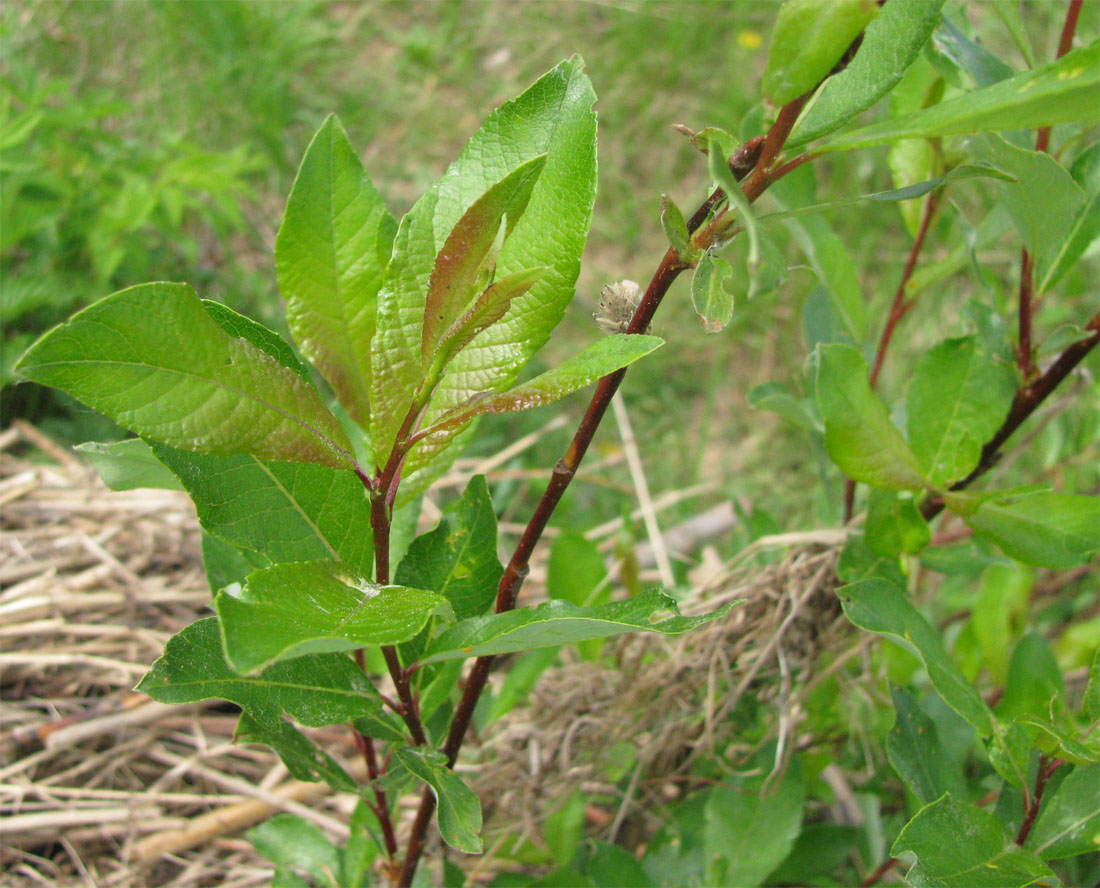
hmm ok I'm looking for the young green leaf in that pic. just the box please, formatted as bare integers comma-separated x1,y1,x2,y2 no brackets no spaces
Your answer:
815,344,928,491
963,492,1100,569
276,114,397,430
136,618,384,728
247,814,343,888
150,444,373,573
817,42,1100,153
395,475,502,622
1014,716,1100,766
660,194,694,261
215,561,446,673
691,253,734,333
394,747,483,854
371,58,597,473
763,0,879,106
708,140,762,290
839,578,993,734
906,336,1017,488
236,713,359,793
789,0,945,148
15,283,355,470
892,794,1057,887
1025,764,1100,860
419,334,663,437
886,686,966,804
704,753,805,888
420,591,734,665
76,439,183,491
422,155,547,363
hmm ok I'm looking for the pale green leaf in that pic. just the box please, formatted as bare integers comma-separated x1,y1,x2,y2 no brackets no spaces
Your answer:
76,439,183,491
276,114,396,429
964,492,1100,569
906,336,1017,488
394,747,483,854
421,591,733,665
215,561,445,673
763,0,879,106
15,283,355,470
421,334,663,437
660,194,693,260
1037,185,1100,294
840,578,993,734
815,344,928,490
136,618,383,728
818,42,1100,153
892,794,1057,887
691,253,734,333
789,0,946,147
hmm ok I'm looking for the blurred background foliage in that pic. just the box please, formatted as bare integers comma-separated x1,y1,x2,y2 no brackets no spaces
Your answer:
2,0,1095,563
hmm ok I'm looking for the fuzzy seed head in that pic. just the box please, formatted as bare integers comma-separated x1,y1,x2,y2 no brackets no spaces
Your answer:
594,280,647,334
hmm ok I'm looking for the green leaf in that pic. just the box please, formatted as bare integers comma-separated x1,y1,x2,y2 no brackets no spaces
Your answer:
372,58,597,475
991,4,1035,67
929,17,1015,90
215,561,445,673
586,841,655,888
422,156,547,364
998,633,1065,722
202,530,267,594
420,591,733,665
763,0,879,106
708,139,762,296
151,443,373,572
421,334,663,437
963,492,1100,569
839,578,993,734
15,283,355,470
892,794,1057,887
396,475,502,621
344,800,383,888
906,336,1017,488
1026,764,1100,860
547,531,608,661
764,823,861,886
1083,648,1100,722
815,344,928,490
660,194,694,261
817,42,1100,153
76,439,183,491
789,0,946,148
690,253,734,333
235,713,358,794
965,134,1085,283
248,813,342,888
748,381,818,430
136,618,383,728
1015,716,1100,766
971,563,1031,685
394,746,483,853
276,114,396,430
704,751,805,888
886,686,966,804
1037,182,1100,295
865,489,930,556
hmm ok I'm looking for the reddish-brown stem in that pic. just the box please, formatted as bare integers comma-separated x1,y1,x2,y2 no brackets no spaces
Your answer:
843,192,939,521
1035,0,1084,155
353,730,399,860
397,91,813,888
860,856,901,888
922,312,1100,520
1016,754,1062,845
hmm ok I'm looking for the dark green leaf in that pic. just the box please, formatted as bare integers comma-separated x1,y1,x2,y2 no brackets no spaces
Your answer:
136,618,382,728
421,334,663,436
421,591,733,665
396,475,502,621
215,561,445,673
815,344,928,490
789,0,946,147
1026,764,1100,860
892,794,1057,887
585,841,655,888
886,686,966,803
15,283,355,470
76,439,183,491
690,253,734,333
201,531,268,594
840,579,993,734
276,114,396,429
152,443,373,572
906,336,1017,488
247,813,342,888
818,42,1100,153
964,492,1100,569
394,746,483,853
764,823,861,885
235,713,359,793
763,0,879,106
929,17,1014,89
